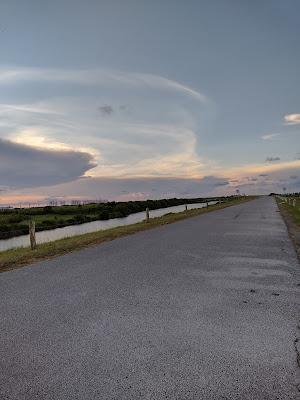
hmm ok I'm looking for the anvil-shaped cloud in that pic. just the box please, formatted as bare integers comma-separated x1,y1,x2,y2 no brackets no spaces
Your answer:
0,67,211,189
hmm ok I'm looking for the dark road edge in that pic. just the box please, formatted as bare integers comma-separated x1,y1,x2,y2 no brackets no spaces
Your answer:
0,197,255,273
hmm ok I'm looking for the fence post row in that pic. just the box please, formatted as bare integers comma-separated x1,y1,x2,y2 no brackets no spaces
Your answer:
29,220,36,250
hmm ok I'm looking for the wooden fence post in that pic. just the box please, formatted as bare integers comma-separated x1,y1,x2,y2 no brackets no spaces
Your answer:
206,202,209,208
185,204,188,212
29,220,36,250
146,207,150,222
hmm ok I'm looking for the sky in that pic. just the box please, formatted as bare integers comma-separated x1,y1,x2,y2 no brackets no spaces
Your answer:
0,0,300,205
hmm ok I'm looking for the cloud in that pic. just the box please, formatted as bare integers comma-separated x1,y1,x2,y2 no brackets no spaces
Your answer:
261,133,280,140
99,105,113,116
0,176,230,205
0,67,211,180
0,67,207,102
211,159,300,192
290,175,298,179
0,138,96,189
284,114,300,125
3,158,300,204
219,160,300,195
265,156,280,162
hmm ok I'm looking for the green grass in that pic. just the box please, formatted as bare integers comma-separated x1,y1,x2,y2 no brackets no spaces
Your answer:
277,197,300,226
0,196,255,273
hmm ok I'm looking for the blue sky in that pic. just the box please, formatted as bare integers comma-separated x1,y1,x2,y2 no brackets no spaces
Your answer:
0,0,299,204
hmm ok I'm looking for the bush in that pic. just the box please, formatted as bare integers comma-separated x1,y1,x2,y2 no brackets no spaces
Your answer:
0,224,11,232
98,210,109,220
73,214,87,224
7,215,24,223
109,211,124,219
43,206,53,214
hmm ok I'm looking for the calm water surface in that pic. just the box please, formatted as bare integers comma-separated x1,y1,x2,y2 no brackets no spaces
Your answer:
0,201,218,252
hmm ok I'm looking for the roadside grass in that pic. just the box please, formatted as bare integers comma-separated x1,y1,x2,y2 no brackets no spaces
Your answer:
276,197,300,260
0,197,255,273
276,197,300,226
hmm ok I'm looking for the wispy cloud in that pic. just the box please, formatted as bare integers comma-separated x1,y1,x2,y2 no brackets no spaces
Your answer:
284,113,300,125
220,159,300,179
261,133,280,140
0,67,207,102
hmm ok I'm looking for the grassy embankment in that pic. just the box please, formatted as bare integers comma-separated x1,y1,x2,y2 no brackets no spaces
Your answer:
277,196,300,225
276,196,300,258
0,196,255,273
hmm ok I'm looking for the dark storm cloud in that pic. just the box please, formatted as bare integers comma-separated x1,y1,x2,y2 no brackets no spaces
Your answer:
265,157,280,162
0,138,96,189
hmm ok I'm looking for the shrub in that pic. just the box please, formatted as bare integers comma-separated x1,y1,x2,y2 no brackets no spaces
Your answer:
7,215,24,223
98,210,110,220
43,206,53,214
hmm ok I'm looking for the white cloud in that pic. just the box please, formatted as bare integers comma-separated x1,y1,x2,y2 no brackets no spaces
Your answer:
283,113,300,125
0,67,207,102
261,133,280,140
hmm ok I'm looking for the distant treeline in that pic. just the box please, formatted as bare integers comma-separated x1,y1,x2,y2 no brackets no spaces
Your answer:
0,196,235,240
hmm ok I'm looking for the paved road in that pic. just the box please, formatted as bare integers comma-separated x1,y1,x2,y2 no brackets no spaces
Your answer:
1,197,300,399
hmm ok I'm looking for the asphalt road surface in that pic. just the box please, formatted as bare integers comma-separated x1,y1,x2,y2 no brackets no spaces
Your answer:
1,197,300,399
